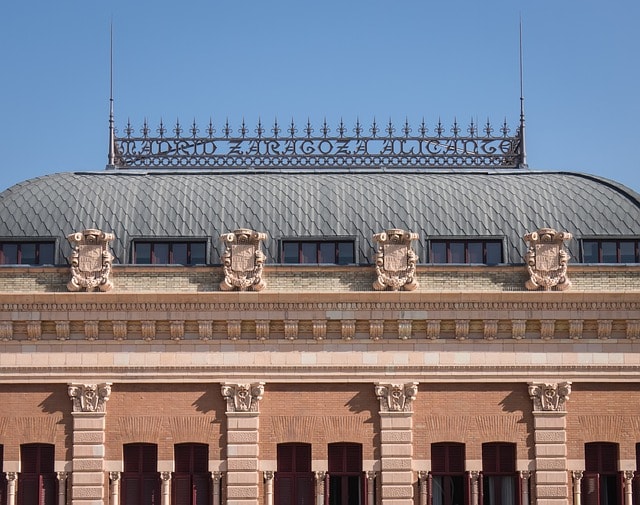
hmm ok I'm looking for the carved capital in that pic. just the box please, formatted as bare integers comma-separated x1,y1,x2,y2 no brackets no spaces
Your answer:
528,382,571,412
375,382,418,412
624,470,635,483
524,228,572,291
57,471,68,482
221,382,264,412
372,229,419,291
67,229,114,292
220,228,267,291
161,471,171,482
315,471,326,494
211,471,222,483
68,383,112,413
572,470,583,482
6,472,17,482
264,470,274,481
110,471,121,482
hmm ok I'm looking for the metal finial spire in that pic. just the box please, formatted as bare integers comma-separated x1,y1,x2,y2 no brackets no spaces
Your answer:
518,16,528,168
107,21,116,169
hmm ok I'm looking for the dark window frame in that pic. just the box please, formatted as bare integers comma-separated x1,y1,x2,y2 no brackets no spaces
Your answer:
481,442,519,505
122,443,160,505
131,240,208,265
430,442,469,505
428,239,504,265
18,443,57,505
584,442,622,505
173,443,211,505
280,238,356,265
328,442,365,505
275,443,314,505
0,241,56,265
581,239,640,263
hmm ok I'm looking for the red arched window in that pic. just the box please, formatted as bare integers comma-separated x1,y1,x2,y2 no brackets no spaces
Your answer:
583,443,621,505
430,442,469,505
275,443,313,505
482,442,518,505
122,443,160,505
18,443,57,505
172,443,211,505
328,443,365,505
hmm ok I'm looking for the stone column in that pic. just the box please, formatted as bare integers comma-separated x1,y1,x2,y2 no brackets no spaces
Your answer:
375,382,418,505
212,471,222,505
528,382,571,505
624,471,634,505
470,471,480,505
68,383,111,505
222,383,264,505
572,471,583,505
264,471,274,505
314,471,326,505
161,472,171,505
520,470,531,505
6,472,17,505
109,472,121,505
367,471,376,505
57,472,68,505
418,471,428,505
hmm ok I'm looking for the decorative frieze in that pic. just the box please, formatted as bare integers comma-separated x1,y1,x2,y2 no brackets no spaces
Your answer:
426,320,441,340
597,319,612,340
141,321,156,341
68,383,112,413
67,229,115,292
27,321,41,341
341,320,356,341
483,320,498,340
284,320,298,341
540,320,555,340
528,382,571,412
375,382,418,412
220,228,267,292
84,321,99,341
198,320,213,341
55,321,70,341
369,320,384,341
0,321,12,341
227,320,241,341
455,320,469,341
170,320,185,341
256,320,270,341
511,319,526,340
112,321,127,340
312,320,326,341
524,228,572,291
398,319,412,340
372,229,419,291
569,319,583,340
221,383,265,413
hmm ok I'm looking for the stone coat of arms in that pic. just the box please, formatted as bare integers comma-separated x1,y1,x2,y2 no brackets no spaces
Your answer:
524,227,572,291
67,229,115,292
372,229,419,291
220,228,267,291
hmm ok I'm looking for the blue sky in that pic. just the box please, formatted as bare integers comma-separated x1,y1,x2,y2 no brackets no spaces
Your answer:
1,1,638,192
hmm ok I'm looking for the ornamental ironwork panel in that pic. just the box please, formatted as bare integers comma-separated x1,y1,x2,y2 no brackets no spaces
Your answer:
111,118,524,169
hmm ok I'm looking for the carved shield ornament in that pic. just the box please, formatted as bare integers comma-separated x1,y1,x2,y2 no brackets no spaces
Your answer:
524,228,572,291
220,229,267,291
67,229,115,292
373,229,419,291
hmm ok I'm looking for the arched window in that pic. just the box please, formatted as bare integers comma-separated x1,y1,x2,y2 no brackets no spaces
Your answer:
430,442,468,505
583,443,621,505
328,443,364,505
172,443,211,505
275,443,313,505
122,443,160,505
482,442,518,505
18,443,57,505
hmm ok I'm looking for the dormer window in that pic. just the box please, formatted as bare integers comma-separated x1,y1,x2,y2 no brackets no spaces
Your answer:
582,239,639,263
429,239,502,264
281,240,355,265
133,241,206,265
0,241,55,265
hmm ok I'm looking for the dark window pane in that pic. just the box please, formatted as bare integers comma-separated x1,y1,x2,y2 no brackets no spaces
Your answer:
620,241,636,263
20,243,37,264
190,243,206,264
283,242,299,263
318,242,335,263
431,242,447,263
0,244,18,264
468,242,483,263
300,243,316,263
583,241,599,263
337,242,355,265
152,243,169,264
172,243,188,265
135,243,151,264
486,242,502,264
39,243,55,264
450,242,465,263
601,241,617,263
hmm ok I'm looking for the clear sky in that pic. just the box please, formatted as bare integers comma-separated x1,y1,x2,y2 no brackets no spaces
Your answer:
0,0,638,192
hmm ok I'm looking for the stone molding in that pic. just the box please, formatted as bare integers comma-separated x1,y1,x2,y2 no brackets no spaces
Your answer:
220,228,267,292
375,382,418,412
68,383,112,413
372,229,419,291
528,382,571,412
524,228,572,291
221,383,264,412
67,229,114,292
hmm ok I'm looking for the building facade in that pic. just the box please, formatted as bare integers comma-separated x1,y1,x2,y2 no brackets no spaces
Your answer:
0,119,639,505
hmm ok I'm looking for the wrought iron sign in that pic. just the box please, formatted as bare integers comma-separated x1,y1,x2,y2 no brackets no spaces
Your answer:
111,118,524,169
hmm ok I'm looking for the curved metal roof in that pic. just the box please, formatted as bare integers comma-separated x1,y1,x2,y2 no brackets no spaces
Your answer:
1,170,639,265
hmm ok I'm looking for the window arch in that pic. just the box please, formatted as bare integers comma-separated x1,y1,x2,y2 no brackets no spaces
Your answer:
122,443,160,505
18,443,57,505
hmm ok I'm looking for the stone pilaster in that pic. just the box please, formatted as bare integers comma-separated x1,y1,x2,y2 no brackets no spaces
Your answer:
375,382,418,505
528,382,571,505
68,383,111,505
222,383,264,505
6,472,17,505
212,471,222,505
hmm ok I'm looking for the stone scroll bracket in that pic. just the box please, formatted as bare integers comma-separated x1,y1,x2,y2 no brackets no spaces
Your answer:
524,228,572,291
220,228,267,292
528,382,571,412
375,382,418,413
68,383,112,413
372,229,419,291
67,229,115,292
221,382,265,413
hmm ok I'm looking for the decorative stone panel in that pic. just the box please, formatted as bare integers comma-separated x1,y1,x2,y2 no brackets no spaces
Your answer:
426,320,440,340
483,320,498,340
67,229,115,292
312,320,326,341
256,320,270,341
375,383,418,412
511,319,526,340
221,383,264,413
0,321,12,341
220,228,267,291
398,320,412,340
341,320,356,341
68,383,112,413
372,229,419,291
524,228,572,291
528,382,571,412
284,320,298,340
